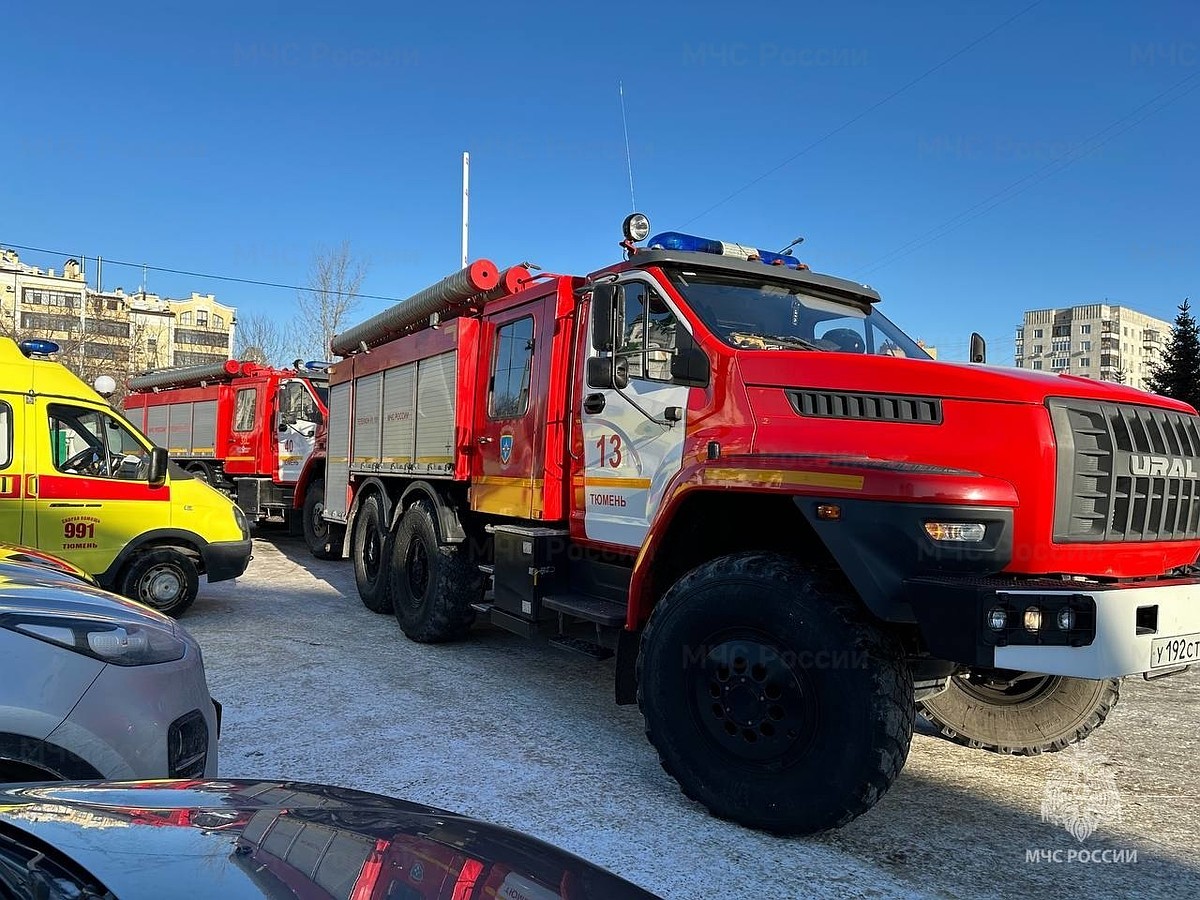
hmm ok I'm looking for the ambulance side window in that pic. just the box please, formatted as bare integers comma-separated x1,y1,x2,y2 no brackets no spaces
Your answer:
489,317,534,419
47,405,149,480
233,388,257,432
0,402,11,468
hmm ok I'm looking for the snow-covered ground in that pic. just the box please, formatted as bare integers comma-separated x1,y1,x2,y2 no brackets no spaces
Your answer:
187,531,1200,899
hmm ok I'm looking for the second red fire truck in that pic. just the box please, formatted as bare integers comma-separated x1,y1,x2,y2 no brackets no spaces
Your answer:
308,214,1200,834
124,360,330,530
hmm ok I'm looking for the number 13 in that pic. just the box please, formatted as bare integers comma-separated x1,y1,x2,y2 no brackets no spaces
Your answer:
595,433,623,468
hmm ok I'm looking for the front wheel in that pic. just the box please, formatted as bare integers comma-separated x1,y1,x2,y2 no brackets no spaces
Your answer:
918,671,1120,755
303,479,342,560
638,552,913,835
120,548,199,618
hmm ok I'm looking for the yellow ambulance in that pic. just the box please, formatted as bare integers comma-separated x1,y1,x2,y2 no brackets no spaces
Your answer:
0,337,251,615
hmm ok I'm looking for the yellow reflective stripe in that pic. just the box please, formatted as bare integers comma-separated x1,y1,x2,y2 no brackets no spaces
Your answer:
585,476,652,489
701,467,865,491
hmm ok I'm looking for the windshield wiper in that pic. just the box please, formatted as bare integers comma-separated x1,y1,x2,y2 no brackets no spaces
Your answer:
728,331,825,351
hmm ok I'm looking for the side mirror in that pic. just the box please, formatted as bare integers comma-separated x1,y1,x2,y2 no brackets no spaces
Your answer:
969,332,987,364
586,355,630,391
148,447,168,487
670,329,711,387
590,283,624,352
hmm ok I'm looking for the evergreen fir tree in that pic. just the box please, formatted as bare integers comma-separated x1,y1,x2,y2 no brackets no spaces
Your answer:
1146,299,1200,409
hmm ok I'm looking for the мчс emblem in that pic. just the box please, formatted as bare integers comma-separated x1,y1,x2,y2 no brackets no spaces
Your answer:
499,433,514,465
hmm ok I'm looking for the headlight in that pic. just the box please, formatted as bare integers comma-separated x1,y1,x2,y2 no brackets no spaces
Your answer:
232,505,250,540
1,615,186,666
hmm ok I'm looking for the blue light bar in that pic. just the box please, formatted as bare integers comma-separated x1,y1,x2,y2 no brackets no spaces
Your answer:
646,231,806,269
19,339,60,357
305,361,332,371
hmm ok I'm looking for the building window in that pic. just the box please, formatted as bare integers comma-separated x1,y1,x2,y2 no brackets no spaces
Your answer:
1052,325,1070,337
1080,340,1091,351
1033,344,1043,354
1033,361,1043,370
1080,324,1091,334
1034,328,1043,338
22,288,81,308
179,311,192,324
1052,339,1070,353
489,317,534,419
197,310,209,327
213,314,224,329
1052,357,1069,369
106,300,119,311
147,338,157,357
1079,357,1092,367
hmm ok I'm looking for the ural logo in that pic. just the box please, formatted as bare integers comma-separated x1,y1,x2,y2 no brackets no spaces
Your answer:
1129,454,1199,478
499,433,514,465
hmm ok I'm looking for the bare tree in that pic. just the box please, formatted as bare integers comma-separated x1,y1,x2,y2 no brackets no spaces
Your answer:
296,241,368,360
235,313,289,365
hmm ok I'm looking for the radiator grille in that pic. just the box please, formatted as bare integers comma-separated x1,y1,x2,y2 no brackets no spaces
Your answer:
1049,398,1200,542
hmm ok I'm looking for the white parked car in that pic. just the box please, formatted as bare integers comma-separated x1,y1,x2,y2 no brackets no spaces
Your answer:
0,562,219,782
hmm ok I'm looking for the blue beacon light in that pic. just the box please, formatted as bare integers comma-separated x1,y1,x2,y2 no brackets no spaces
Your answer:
646,231,807,269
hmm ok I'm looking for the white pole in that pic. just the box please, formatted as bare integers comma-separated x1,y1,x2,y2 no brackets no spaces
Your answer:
461,151,469,269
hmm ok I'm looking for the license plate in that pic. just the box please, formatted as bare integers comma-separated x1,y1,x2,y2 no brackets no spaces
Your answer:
1150,633,1200,669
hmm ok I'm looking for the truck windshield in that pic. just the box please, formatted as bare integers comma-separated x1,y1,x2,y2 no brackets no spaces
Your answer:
665,269,931,359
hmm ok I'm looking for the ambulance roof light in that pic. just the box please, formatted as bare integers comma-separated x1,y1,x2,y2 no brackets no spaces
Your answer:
19,339,60,357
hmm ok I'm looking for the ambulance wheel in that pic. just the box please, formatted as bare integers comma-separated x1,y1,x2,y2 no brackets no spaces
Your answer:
303,479,341,560
918,672,1120,755
390,500,480,643
352,493,392,613
120,548,199,618
637,552,913,835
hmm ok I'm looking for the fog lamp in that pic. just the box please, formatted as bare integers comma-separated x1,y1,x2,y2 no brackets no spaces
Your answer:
1023,606,1043,633
986,607,1008,631
924,522,986,542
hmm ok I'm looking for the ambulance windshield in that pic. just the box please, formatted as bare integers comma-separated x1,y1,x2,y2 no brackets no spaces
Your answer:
666,270,931,359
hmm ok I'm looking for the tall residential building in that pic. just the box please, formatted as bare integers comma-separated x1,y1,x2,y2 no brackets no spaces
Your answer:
1014,304,1170,391
0,249,236,377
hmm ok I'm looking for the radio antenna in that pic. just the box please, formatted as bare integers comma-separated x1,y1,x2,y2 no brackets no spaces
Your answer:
778,236,805,255
619,81,637,212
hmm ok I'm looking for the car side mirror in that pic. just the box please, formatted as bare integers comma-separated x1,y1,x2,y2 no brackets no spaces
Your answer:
590,283,624,352
670,329,710,387
586,355,630,390
148,447,168,487
970,332,987,364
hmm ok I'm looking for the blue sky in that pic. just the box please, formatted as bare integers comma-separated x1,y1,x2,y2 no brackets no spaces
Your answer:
4,0,1197,360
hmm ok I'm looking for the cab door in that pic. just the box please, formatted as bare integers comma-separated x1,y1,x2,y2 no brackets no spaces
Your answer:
470,297,551,518
580,276,691,548
33,401,166,575
276,379,322,484
0,396,23,543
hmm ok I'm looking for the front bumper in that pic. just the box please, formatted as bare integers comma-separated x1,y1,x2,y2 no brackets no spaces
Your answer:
908,575,1200,679
201,539,252,583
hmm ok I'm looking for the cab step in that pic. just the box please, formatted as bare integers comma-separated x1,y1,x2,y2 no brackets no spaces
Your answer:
542,594,626,627
470,601,493,615
549,636,614,661
477,564,495,576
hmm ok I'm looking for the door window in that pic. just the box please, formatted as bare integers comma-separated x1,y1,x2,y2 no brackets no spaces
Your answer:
48,405,150,480
279,381,322,427
489,317,534,418
0,402,11,468
233,388,257,432
617,282,678,381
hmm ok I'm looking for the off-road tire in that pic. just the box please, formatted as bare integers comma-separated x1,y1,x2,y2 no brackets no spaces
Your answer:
352,493,392,613
119,547,200,618
303,479,342,560
637,552,913,835
919,672,1120,755
389,500,480,643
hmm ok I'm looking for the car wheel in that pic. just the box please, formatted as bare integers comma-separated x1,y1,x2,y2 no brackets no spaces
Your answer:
120,548,199,617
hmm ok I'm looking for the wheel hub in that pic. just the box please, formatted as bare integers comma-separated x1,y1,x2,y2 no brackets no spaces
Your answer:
694,637,815,762
145,567,183,605
405,539,430,604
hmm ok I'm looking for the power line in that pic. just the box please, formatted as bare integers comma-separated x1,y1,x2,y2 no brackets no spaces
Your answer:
861,68,1200,275
0,240,405,304
681,0,1048,227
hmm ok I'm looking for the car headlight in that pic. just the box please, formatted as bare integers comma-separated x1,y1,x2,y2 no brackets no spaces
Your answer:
0,615,186,666
232,505,250,540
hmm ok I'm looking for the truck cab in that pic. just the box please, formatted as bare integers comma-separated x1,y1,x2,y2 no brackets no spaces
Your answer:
0,338,252,616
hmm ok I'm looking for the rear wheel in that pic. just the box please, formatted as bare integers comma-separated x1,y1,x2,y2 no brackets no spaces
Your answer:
352,493,392,613
918,671,1120,755
638,553,913,835
303,479,342,560
390,500,479,642
120,548,199,618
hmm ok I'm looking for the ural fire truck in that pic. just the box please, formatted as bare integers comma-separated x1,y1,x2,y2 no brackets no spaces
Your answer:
124,360,329,528
311,214,1200,834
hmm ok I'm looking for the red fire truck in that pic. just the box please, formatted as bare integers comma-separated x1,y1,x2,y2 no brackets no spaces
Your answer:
311,214,1200,834
124,360,330,528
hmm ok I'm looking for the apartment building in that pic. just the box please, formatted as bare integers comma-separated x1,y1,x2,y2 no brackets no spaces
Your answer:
0,249,236,377
1014,303,1170,391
